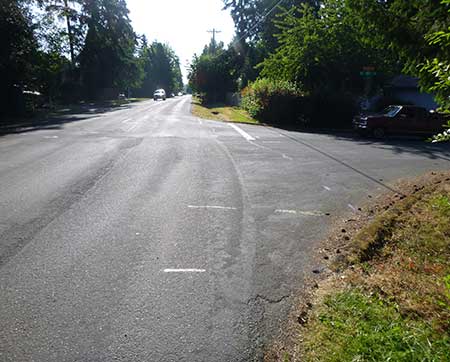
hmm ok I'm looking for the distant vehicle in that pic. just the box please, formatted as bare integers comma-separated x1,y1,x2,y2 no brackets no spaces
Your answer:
153,89,166,101
178,92,183,96
170,93,175,98
118,93,126,100
353,105,446,137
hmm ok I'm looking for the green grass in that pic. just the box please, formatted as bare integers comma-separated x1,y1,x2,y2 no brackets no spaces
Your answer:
303,290,450,362
301,184,450,361
191,98,259,125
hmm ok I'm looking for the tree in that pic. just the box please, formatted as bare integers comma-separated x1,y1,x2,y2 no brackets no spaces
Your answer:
0,0,38,116
223,0,322,88
35,0,84,68
79,0,140,99
260,1,398,94
345,0,450,110
188,41,240,103
134,40,183,97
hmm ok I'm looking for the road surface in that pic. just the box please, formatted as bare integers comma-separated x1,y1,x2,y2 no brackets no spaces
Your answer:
0,96,449,361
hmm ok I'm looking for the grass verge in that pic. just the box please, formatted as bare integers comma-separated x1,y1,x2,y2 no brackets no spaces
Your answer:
300,179,450,361
191,97,259,125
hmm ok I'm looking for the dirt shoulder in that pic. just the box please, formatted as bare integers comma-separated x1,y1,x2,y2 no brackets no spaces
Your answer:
265,170,450,362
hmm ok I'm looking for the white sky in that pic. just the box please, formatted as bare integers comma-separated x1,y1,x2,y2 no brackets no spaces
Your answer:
126,0,236,83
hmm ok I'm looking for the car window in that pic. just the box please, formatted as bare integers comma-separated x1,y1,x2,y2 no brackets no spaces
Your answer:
383,106,401,117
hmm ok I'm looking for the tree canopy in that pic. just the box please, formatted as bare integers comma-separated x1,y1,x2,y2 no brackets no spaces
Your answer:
0,0,185,116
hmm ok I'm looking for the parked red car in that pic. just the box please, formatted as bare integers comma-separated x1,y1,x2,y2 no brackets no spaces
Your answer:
353,105,446,137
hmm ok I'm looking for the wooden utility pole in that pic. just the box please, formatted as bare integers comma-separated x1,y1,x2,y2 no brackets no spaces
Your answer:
207,28,222,44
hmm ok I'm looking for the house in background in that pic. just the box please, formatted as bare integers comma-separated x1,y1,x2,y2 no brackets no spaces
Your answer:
385,75,438,110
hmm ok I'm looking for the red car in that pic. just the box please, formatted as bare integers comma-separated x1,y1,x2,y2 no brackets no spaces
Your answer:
353,105,446,137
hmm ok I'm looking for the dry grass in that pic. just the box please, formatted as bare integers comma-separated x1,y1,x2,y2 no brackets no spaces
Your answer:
297,178,450,361
191,97,259,125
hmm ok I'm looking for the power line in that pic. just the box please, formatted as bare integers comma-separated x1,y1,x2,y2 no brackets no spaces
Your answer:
234,0,288,44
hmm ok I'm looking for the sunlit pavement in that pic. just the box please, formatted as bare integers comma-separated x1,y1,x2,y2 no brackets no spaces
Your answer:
0,96,449,361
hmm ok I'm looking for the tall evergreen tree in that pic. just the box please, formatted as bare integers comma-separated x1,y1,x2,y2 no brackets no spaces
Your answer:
79,0,139,99
0,0,38,115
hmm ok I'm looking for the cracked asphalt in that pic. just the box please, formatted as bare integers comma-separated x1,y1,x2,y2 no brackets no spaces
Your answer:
0,96,449,361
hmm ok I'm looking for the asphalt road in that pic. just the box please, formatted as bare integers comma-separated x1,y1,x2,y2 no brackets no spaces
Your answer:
0,96,449,361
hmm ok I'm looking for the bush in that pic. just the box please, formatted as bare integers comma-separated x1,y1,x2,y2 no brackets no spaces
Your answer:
241,78,304,125
242,78,357,129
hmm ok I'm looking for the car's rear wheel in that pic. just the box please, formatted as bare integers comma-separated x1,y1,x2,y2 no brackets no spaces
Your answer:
373,127,386,138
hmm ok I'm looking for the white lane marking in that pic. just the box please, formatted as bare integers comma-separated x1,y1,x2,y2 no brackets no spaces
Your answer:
275,209,297,214
44,136,59,139
282,154,292,160
322,185,331,191
127,124,138,131
229,124,256,141
188,205,237,210
163,269,206,273
348,204,357,212
122,118,132,123
275,209,325,216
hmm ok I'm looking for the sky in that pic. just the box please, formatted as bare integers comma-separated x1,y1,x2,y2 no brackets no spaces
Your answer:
126,0,236,83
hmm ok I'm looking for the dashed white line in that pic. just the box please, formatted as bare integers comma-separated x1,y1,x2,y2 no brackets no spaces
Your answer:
275,209,325,216
163,269,206,273
275,209,297,214
229,124,256,141
188,205,237,210
122,118,133,123
322,185,331,191
348,204,357,212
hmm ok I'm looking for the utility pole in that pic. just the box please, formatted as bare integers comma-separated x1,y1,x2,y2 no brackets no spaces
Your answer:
207,28,222,44
207,28,222,54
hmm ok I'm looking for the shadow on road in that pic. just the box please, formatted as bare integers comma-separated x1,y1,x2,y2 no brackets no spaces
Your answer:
272,125,450,162
0,100,143,137
262,125,450,195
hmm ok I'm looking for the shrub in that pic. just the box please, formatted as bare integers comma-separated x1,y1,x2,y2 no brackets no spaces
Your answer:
242,78,357,128
241,78,304,125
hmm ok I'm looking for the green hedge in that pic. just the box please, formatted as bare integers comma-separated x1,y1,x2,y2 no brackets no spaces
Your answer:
241,78,304,125
242,78,357,129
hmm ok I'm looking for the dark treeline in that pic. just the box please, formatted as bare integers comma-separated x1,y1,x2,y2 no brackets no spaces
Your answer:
0,0,183,117
189,0,449,129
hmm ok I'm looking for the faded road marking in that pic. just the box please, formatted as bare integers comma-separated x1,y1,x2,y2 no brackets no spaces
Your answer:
122,118,132,123
188,205,237,210
163,269,206,273
322,185,331,191
275,209,325,216
229,124,256,141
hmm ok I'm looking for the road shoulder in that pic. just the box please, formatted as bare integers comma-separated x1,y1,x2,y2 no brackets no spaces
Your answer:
265,170,450,361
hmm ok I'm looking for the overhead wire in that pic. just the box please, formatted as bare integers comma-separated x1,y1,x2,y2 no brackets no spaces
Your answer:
233,0,288,44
